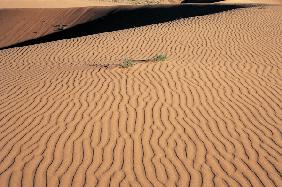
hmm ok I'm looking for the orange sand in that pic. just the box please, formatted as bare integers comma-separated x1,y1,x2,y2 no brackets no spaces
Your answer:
0,7,117,48
0,1,281,187
0,0,128,8
0,0,281,8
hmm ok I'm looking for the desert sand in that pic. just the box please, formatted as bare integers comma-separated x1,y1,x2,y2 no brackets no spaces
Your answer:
0,7,119,48
0,0,128,8
0,0,282,187
1,0,281,8
223,0,282,4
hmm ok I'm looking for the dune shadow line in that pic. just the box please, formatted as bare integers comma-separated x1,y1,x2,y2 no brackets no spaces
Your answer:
2,4,249,49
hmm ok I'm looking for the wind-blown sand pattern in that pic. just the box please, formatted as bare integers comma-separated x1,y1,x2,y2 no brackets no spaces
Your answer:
0,4,282,187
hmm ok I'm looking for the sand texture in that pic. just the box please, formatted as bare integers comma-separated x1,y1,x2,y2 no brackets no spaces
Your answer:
0,0,281,8
0,7,118,49
0,4,282,187
0,0,129,8
223,0,282,4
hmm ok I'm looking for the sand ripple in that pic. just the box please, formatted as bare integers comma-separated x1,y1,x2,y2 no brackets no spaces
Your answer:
0,5,282,187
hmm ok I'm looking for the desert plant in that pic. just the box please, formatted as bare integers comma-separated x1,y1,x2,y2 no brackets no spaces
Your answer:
152,54,167,62
119,54,167,68
120,59,135,68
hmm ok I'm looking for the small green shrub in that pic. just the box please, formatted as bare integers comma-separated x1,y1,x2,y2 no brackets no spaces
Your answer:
152,54,167,62
119,54,167,69
121,59,135,68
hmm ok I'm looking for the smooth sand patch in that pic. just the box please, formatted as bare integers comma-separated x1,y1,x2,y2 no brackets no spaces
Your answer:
0,3,281,187
0,0,128,8
0,7,119,48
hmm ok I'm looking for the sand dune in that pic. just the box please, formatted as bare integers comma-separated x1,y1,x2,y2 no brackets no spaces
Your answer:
0,1,280,47
0,3,282,187
0,4,245,49
0,0,280,8
0,7,118,48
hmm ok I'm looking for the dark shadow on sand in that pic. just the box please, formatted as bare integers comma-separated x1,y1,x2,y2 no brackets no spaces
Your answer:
1,4,249,50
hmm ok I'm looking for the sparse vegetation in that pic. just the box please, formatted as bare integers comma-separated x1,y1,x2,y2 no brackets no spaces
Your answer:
120,59,135,68
90,53,167,69
152,54,167,62
120,54,167,68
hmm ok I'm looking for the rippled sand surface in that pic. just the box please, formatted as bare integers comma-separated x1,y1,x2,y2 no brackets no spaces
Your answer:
0,4,281,187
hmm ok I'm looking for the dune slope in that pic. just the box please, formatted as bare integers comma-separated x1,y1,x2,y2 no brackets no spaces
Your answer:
0,7,116,48
1,4,245,49
0,5,282,187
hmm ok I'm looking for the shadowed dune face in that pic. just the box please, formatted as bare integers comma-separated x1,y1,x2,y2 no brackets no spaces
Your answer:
1,4,246,49
0,5,282,187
